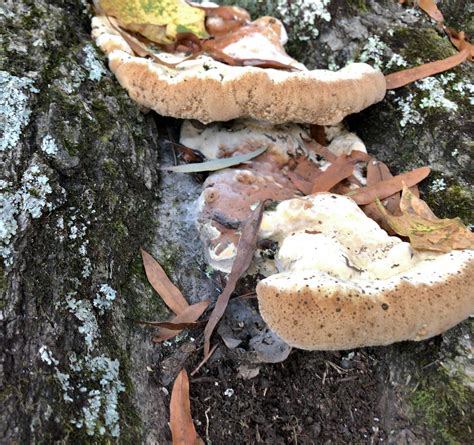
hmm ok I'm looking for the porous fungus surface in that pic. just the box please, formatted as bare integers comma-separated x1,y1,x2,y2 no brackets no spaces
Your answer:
256,193,474,350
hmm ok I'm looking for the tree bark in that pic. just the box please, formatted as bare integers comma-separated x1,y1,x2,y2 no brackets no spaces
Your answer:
1,0,472,444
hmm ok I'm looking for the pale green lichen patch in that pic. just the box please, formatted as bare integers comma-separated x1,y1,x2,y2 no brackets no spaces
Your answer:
0,71,38,152
93,284,118,315
58,291,125,438
83,44,107,82
0,163,53,265
41,134,59,155
358,35,408,70
275,0,332,40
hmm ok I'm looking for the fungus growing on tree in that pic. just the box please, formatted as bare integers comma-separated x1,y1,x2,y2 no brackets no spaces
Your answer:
256,193,474,350
91,12,386,125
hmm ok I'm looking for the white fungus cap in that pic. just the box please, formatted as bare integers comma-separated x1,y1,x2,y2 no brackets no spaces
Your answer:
257,193,474,350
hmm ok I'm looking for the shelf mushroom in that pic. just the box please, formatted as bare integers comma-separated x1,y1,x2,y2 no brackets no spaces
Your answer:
256,193,474,350
91,11,386,125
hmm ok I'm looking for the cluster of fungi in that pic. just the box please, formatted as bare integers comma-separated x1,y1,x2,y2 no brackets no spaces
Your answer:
92,1,473,350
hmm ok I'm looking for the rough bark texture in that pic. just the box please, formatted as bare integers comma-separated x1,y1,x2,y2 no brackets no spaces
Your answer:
1,0,472,444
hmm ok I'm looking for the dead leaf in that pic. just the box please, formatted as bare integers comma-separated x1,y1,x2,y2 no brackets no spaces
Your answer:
105,16,197,68
286,171,314,195
311,151,369,194
170,369,204,445
310,124,328,146
203,201,266,358
98,0,208,44
399,187,437,219
141,249,189,315
418,0,444,22
385,48,470,89
445,28,474,61
348,166,430,205
161,146,268,173
366,159,401,214
170,141,205,163
152,300,210,343
376,186,474,252
192,4,250,36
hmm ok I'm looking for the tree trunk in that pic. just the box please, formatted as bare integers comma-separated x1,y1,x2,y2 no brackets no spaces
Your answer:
1,0,472,444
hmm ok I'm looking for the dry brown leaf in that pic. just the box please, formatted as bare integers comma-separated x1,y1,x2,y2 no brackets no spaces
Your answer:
286,171,313,195
141,248,189,315
385,47,470,89
203,201,266,358
445,28,474,61
152,300,210,343
399,187,437,220
170,369,204,445
311,151,370,194
309,124,328,146
362,159,400,232
348,166,430,205
376,186,474,252
418,0,444,22
366,159,401,214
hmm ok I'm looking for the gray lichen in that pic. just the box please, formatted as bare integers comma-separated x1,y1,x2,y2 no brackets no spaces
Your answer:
0,163,53,265
0,71,38,152
83,44,107,82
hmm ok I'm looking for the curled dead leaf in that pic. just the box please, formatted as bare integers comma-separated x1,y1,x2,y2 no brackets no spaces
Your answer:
98,0,208,44
418,0,444,23
376,186,474,252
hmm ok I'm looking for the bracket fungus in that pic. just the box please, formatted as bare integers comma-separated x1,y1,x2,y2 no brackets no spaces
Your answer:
182,119,368,273
256,193,474,350
91,9,386,125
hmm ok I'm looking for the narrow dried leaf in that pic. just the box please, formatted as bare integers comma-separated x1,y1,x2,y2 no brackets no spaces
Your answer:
141,249,189,315
311,151,369,194
445,28,474,61
366,159,400,214
203,201,266,358
161,146,268,173
348,167,430,205
98,0,208,44
385,48,470,89
376,186,474,252
287,171,313,195
309,124,328,146
152,300,210,342
418,0,444,22
303,140,337,162
170,369,204,445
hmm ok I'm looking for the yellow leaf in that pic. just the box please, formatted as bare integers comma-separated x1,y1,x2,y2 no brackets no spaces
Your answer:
376,186,474,252
98,0,208,44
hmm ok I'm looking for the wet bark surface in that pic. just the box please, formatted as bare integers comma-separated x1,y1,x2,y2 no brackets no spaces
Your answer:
1,0,472,444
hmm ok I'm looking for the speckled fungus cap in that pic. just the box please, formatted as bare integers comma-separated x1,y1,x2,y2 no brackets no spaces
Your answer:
256,193,474,350
91,15,386,125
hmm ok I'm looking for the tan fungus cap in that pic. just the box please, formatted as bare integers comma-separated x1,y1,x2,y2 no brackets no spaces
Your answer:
91,15,387,125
